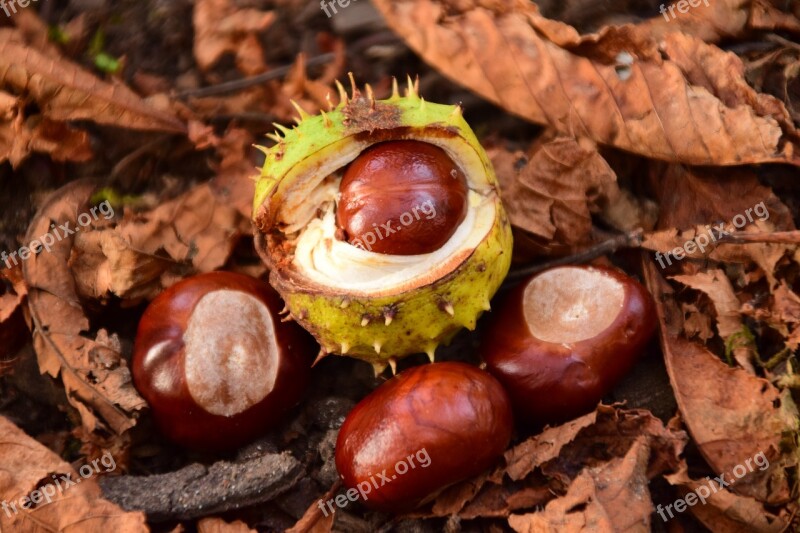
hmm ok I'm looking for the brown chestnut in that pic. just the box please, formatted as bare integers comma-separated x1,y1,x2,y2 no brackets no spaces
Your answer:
336,140,468,255
133,272,314,451
334,362,512,513
481,265,656,424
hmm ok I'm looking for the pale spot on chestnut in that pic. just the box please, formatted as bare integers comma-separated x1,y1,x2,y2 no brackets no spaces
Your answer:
183,290,278,417
482,265,656,425
524,266,625,344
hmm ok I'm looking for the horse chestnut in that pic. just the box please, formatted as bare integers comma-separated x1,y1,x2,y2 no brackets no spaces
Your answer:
336,140,469,255
133,272,314,451
481,265,656,425
335,362,512,513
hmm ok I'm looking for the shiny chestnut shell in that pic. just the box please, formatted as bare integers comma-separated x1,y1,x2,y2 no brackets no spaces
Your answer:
133,272,313,451
335,362,512,513
482,265,656,425
336,140,469,255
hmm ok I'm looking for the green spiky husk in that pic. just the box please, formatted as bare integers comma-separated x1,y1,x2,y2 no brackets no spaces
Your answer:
253,82,513,365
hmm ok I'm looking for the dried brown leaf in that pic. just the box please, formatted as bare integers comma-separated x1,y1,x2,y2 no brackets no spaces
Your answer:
0,92,92,168
638,0,800,46
197,517,257,533
643,261,795,505
0,416,147,532
649,166,794,232
371,0,800,166
71,183,249,303
508,438,652,533
664,462,788,532
492,137,617,255
422,406,686,520
0,263,28,373
193,0,275,75
772,282,800,349
671,269,756,370
23,180,146,440
455,481,550,520
70,230,177,302
115,183,249,273
0,29,185,133
505,410,598,482
540,406,687,484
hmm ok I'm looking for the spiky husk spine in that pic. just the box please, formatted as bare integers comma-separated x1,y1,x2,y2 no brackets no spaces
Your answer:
253,77,513,371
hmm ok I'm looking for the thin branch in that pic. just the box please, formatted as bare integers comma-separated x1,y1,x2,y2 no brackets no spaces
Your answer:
716,230,800,245
504,229,644,284
175,53,337,98
100,451,303,522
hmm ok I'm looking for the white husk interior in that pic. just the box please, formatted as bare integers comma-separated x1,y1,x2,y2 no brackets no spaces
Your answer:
279,137,497,296
294,191,495,295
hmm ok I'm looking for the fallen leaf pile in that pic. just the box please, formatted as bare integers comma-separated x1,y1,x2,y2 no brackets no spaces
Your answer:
0,0,799,531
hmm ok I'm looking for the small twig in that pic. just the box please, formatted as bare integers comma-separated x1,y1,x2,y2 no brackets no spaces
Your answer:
504,229,644,284
758,346,794,371
175,53,337,99
716,230,800,245
765,34,800,52
100,451,303,522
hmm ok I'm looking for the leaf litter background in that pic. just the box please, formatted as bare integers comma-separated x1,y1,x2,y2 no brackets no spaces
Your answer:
0,0,799,531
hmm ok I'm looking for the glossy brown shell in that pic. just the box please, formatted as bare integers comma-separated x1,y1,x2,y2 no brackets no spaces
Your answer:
337,140,468,255
133,272,314,451
481,266,656,425
335,362,512,512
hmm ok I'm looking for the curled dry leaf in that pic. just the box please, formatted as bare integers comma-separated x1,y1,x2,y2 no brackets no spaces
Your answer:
197,517,257,533
671,269,756,371
638,0,800,44
193,0,276,75
648,165,795,232
70,183,250,302
747,46,800,123
642,165,797,289
664,462,788,532
772,282,800,350
538,406,687,484
491,137,617,257
509,437,652,533
0,29,185,133
23,180,146,440
371,0,800,166
642,260,796,506
0,91,92,168
0,263,28,374
504,411,600,482
419,406,686,521
0,416,147,532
